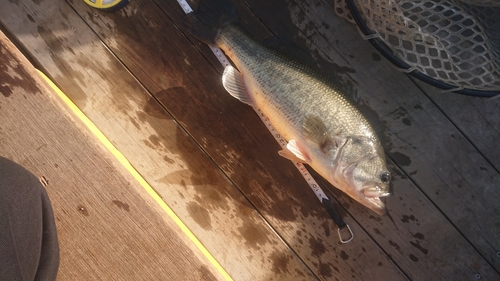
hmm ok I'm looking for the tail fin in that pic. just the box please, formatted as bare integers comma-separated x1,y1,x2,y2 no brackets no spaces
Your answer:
184,0,237,45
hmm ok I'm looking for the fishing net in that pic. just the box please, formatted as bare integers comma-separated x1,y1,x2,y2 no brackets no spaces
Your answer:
334,0,500,96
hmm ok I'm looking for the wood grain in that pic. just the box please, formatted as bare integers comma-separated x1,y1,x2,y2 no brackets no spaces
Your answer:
0,1,317,280
65,0,410,280
0,30,221,281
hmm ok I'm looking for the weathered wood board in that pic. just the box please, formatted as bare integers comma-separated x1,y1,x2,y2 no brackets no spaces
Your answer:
412,76,500,171
72,2,495,278
1,0,499,280
66,0,411,277
0,30,222,281
0,1,319,280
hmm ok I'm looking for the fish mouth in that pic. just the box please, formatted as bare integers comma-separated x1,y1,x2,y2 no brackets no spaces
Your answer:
364,196,387,215
362,186,391,215
337,162,392,215
363,186,392,198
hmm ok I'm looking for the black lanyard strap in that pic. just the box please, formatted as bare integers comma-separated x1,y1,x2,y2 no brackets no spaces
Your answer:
321,198,354,243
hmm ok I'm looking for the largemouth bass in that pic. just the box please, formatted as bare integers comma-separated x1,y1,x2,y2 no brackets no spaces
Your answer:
185,0,391,215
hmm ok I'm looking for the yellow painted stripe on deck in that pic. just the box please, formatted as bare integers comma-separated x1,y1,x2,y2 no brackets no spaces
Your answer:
37,70,233,281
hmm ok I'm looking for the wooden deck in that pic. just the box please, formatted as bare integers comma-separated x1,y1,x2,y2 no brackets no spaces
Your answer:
1,0,499,280
0,30,223,280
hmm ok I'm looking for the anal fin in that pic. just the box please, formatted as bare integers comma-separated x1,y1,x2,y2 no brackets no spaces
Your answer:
222,66,253,105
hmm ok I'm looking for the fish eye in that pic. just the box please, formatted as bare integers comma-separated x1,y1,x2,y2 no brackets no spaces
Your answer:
380,172,391,183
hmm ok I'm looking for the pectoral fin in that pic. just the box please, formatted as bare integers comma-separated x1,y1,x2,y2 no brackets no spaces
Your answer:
278,139,311,163
303,115,337,153
222,66,253,105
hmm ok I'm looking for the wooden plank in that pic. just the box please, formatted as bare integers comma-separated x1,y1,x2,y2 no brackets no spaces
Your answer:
412,77,500,172
0,1,316,280
409,78,500,270
65,0,499,280
0,30,222,281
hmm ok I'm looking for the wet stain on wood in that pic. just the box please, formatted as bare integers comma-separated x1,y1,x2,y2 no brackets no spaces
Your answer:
340,250,349,261
35,24,89,107
0,41,38,97
293,268,306,277
320,220,330,237
409,254,419,262
318,261,334,278
413,232,425,240
401,214,419,224
112,200,130,212
402,117,412,126
193,184,230,211
390,151,412,166
143,139,156,150
270,251,291,275
129,116,141,130
180,179,187,188
26,14,35,23
261,182,298,222
149,134,162,147
187,201,212,230
373,227,385,237
158,169,192,185
309,236,326,258
237,220,270,250
410,241,429,255
163,155,175,164
198,265,216,281
389,166,407,180
389,240,402,255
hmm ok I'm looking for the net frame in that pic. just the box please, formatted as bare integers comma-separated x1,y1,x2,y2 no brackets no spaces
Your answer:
335,0,500,97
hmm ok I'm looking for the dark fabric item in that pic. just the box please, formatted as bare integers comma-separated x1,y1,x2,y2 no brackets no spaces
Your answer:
0,156,59,281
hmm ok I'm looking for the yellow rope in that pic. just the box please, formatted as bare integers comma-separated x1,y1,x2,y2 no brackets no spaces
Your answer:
37,69,233,281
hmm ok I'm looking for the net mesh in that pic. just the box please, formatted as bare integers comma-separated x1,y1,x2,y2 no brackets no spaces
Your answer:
334,0,500,91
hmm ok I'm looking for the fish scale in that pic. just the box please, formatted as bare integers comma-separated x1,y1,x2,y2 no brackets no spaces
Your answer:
217,25,373,147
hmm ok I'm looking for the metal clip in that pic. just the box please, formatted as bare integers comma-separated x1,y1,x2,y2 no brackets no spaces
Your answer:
338,224,354,244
